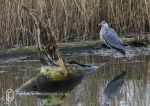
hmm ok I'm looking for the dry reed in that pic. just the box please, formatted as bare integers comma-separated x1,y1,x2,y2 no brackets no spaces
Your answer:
0,0,150,48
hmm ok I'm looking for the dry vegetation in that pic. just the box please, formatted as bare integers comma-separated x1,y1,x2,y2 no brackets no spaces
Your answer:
0,0,150,48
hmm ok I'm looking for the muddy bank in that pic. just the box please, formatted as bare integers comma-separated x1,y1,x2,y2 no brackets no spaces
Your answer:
0,40,150,64
0,43,103,63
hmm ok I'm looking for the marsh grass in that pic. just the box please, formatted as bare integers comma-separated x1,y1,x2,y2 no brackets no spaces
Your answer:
1,0,150,48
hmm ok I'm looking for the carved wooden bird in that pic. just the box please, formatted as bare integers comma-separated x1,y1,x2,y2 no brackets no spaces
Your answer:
16,6,103,93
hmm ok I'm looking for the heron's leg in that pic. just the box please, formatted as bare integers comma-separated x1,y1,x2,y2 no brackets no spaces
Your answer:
123,59,126,70
109,49,115,72
112,49,115,57
109,49,114,65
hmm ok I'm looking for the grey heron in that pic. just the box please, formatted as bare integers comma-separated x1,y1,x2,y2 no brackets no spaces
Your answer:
99,21,125,56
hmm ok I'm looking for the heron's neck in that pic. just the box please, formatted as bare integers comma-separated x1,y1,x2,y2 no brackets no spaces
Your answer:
100,24,109,33
102,23,109,28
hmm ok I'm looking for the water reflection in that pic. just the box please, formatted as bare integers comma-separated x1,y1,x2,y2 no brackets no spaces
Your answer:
41,94,67,106
0,54,149,106
102,71,126,106
16,84,75,106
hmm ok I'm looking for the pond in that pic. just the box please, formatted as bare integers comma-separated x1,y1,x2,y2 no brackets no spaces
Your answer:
0,46,150,106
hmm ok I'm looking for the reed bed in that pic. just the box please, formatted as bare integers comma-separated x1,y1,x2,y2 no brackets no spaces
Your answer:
0,0,150,48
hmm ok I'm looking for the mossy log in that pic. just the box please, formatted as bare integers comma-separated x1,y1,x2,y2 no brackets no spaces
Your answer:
15,6,104,94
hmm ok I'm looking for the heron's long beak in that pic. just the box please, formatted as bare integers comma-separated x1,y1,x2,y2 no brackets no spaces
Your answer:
98,23,101,26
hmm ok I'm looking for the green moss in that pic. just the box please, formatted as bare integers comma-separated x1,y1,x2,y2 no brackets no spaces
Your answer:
7,46,36,53
122,38,135,45
58,41,97,48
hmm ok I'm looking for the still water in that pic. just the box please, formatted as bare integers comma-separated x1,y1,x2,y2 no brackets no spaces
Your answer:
0,52,150,106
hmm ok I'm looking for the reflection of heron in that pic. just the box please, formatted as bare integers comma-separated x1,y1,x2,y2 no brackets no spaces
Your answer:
16,6,104,94
102,71,126,105
99,21,125,56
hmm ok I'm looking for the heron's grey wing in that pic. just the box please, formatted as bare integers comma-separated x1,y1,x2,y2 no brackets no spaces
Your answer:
103,28,125,55
110,29,123,43
104,28,123,47
104,71,126,99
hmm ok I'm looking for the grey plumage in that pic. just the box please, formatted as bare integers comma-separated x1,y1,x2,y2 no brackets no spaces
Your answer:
99,21,125,55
